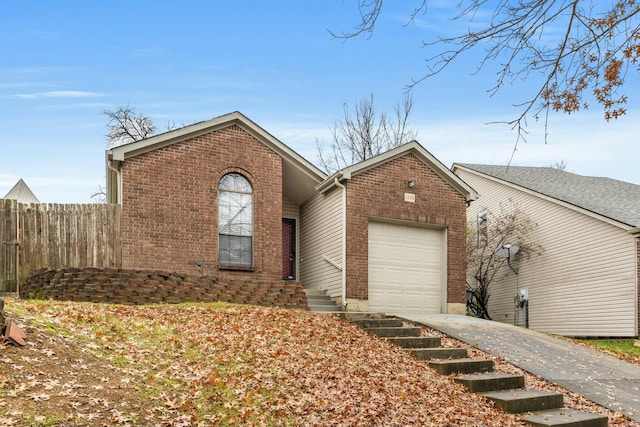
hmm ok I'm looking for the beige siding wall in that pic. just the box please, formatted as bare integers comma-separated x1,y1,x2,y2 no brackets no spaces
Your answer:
282,196,299,220
299,187,343,298
458,169,637,337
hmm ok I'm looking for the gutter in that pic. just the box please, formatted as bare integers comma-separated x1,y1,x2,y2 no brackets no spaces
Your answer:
316,171,350,194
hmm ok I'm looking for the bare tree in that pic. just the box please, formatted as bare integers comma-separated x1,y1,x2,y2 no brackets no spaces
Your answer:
317,93,417,173
94,105,158,201
333,1,639,143
549,160,568,170
90,185,107,203
104,105,156,148
466,202,543,319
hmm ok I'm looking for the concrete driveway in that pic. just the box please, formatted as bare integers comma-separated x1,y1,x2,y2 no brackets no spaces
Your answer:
402,313,640,421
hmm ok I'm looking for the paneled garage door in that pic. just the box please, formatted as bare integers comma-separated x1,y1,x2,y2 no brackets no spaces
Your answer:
368,221,446,315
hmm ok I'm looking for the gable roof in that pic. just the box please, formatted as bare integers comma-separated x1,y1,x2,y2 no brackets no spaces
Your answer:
453,163,640,229
106,111,327,205
317,141,478,202
3,179,40,204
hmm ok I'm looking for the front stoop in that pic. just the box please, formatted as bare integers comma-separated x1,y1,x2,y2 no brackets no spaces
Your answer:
304,289,341,313
483,389,564,413
522,409,608,427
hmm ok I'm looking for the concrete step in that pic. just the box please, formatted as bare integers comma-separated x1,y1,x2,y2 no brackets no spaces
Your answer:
308,304,342,313
386,336,441,349
366,327,421,338
522,408,608,427
303,289,342,313
303,288,328,296
411,348,469,361
454,372,524,393
428,358,494,375
353,318,404,329
306,298,337,306
305,294,333,300
483,389,563,414
341,312,387,321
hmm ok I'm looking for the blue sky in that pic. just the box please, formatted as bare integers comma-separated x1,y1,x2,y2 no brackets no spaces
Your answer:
1,1,638,203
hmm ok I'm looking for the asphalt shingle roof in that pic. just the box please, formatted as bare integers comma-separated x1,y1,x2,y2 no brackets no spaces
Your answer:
459,164,640,228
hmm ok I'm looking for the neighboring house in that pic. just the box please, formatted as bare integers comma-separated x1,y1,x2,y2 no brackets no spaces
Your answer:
106,111,477,315
3,179,40,204
453,163,640,337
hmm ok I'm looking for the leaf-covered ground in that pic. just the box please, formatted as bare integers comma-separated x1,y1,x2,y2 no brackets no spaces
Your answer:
0,299,636,426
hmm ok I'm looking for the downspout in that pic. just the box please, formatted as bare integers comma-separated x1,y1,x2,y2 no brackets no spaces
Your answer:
107,159,123,267
634,231,640,337
334,177,347,309
15,201,20,295
106,159,122,204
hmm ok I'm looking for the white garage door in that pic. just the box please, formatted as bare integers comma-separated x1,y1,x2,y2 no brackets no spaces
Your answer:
368,221,446,315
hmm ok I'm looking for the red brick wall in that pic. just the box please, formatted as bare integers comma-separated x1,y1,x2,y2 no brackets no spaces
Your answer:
120,124,283,280
344,153,468,305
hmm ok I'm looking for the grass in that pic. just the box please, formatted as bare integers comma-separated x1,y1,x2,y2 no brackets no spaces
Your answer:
575,338,640,364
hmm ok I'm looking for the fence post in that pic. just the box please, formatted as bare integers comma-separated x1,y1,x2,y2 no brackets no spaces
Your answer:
0,199,19,294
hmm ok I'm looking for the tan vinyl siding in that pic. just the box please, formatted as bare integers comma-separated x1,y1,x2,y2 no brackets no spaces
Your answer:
282,196,299,220
299,187,343,298
459,169,637,337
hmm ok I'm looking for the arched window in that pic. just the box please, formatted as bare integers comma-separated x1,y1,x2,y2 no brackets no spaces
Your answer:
218,173,253,266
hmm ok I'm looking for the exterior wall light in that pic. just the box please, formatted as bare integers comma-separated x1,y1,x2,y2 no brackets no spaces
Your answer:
408,179,415,188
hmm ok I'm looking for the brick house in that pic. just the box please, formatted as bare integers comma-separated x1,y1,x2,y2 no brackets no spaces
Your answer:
106,112,477,314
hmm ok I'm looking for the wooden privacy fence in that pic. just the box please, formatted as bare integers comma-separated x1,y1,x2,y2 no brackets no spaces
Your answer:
0,199,122,293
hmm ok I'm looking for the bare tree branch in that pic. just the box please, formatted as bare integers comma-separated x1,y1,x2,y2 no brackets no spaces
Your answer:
317,93,417,173
334,1,640,147
328,0,384,39
104,105,156,148
90,185,107,203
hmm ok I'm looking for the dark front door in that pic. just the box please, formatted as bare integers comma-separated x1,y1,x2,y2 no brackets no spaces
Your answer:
282,218,295,280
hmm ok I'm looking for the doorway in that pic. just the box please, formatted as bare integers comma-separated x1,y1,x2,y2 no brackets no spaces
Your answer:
282,218,296,280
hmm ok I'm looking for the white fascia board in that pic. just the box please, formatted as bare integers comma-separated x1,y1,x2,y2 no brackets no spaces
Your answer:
108,116,226,161
107,111,326,184
454,164,636,232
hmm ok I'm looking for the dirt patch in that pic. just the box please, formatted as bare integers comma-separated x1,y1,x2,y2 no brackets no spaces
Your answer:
0,316,187,426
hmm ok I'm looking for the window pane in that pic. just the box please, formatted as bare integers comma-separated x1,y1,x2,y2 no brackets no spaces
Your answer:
219,235,252,266
218,173,253,266
218,192,252,236
219,173,252,192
